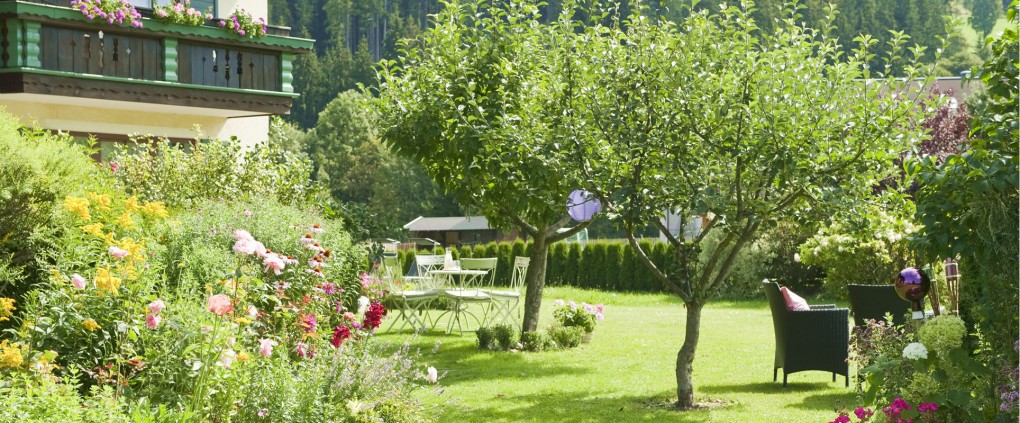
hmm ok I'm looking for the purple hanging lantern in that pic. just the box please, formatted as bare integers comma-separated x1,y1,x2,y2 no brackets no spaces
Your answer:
567,190,601,222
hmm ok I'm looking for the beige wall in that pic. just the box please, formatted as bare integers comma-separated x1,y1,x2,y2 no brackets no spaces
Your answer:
0,96,268,150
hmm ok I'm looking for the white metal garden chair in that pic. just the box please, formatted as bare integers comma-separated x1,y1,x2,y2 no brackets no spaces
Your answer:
384,254,444,333
440,257,496,335
484,256,529,329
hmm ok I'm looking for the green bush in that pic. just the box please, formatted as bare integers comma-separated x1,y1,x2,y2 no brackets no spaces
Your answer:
520,330,554,352
0,370,133,423
476,326,495,350
799,203,916,298
491,323,517,350
547,242,567,286
112,137,317,209
563,243,581,287
549,326,583,349
0,112,110,307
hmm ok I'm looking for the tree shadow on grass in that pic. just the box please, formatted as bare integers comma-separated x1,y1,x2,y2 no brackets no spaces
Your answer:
699,381,839,395
436,390,717,423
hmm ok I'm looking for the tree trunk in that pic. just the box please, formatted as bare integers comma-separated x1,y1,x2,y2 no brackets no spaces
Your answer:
676,301,703,409
521,230,549,332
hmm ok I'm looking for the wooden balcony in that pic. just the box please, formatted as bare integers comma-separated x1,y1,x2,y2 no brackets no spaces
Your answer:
0,0,313,115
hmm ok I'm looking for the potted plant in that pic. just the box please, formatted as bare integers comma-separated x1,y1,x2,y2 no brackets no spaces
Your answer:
552,299,604,343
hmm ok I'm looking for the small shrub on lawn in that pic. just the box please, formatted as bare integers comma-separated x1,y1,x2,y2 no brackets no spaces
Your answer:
476,326,494,350
520,331,553,352
476,324,518,351
549,326,583,349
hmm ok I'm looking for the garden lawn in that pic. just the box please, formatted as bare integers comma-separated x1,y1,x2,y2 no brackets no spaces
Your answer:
376,287,857,422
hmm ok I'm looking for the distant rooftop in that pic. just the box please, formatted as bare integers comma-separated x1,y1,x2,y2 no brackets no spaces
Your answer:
403,216,492,232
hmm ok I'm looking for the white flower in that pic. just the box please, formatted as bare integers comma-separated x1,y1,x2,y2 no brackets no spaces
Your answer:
357,296,370,315
425,366,438,383
903,342,929,360
219,349,237,368
793,253,801,263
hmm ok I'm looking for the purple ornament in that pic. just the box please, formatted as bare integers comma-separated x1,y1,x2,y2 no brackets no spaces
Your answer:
895,267,930,307
566,190,601,222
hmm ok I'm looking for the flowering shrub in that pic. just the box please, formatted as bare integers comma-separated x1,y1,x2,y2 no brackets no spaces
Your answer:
552,299,604,333
799,204,918,296
831,398,939,423
70,0,142,28
856,314,997,421
218,8,267,38
153,0,212,26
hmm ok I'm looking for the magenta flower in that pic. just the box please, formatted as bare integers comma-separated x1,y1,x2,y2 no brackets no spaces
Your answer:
218,20,226,27
853,407,873,419
108,246,129,259
321,282,336,295
299,313,317,332
918,402,938,413
71,273,86,290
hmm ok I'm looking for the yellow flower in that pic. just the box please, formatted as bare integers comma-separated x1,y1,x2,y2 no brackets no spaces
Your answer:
234,317,252,325
87,192,111,212
95,267,121,295
141,201,168,219
82,319,101,332
0,297,15,322
102,232,116,246
119,238,145,258
0,340,24,369
124,196,141,213
63,196,91,221
48,269,63,284
81,223,105,237
117,212,136,230
236,352,250,362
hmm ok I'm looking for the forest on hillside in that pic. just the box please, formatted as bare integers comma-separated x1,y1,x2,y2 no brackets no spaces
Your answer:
264,0,1008,239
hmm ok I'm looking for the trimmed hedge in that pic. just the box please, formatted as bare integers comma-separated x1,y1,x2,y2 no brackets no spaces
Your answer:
391,240,670,292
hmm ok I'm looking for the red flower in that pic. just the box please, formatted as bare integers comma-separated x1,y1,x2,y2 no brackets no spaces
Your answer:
331,325,351,347
363,302,387,330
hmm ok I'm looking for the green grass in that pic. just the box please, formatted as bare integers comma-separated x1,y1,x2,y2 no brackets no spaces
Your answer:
376,286,857,422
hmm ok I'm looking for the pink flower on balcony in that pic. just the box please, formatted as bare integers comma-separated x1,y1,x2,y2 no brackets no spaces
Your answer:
155,8,168,17
218,20,226,27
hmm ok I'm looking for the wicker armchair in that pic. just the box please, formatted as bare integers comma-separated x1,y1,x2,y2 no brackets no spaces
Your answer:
844,285,909,328
847,284,910,327
763,281,849,387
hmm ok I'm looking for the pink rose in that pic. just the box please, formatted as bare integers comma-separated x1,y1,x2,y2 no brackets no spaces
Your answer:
71,273,86,290
108,246,129,259
145,313,162,329
148,299,165,314
207,294,233,316
109,161,120,172
263,253,285,275
233,229,253,241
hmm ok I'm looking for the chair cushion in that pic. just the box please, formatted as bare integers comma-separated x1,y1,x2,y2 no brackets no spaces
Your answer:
781,287,810,311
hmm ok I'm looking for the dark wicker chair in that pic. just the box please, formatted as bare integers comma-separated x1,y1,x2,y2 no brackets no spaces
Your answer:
847,284,911,327
763,281,849,387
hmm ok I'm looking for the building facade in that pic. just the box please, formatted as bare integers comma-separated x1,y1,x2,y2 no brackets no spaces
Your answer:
0,0,312,158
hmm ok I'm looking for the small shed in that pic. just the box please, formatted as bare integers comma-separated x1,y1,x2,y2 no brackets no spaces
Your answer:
403,216,519,247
